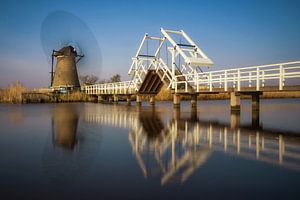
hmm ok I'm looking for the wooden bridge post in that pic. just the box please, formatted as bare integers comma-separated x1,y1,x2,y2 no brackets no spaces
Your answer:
136,95,142,106
251,92,261,128
191,106,198,121
252,110,260,128
251,93,260,112
191,94,197,108
173,94,181,108
149,96,155,106
230,92,241,111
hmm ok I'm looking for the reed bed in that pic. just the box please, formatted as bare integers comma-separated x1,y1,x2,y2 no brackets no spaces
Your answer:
0,81,27,103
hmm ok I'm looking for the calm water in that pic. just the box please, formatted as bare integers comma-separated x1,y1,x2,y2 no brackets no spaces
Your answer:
0,99,300,200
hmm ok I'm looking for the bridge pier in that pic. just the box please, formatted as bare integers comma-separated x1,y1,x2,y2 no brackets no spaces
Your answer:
172,107,180,120
252,110,260,128
98,95,104,103
173,94,181,108
230,92,241,111
251,93,261,128
126,95,132,106
190,94,197,108
108,96,113,103
113,95,119,103
230,110,240,129
191,107,198,121
136,95,142,106
252,93,260,112
149,96,155,106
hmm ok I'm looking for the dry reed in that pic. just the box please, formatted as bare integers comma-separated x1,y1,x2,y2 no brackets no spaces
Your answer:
0,81,27,103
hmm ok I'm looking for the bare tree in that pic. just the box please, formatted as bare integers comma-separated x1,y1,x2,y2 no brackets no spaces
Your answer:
79,75,99,85
110,74,121,83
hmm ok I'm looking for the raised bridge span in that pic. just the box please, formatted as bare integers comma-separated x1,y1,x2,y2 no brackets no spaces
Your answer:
84,28,300,111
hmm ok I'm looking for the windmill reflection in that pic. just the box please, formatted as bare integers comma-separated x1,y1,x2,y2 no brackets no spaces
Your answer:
52,104,79,149
43,104,101,183
85,105,300,185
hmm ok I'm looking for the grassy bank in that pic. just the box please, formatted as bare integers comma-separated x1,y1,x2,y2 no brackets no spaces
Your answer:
0,81,95,103
57,91,96,102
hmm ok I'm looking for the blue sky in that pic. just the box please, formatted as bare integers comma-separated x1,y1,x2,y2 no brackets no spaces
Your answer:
1,0,300,88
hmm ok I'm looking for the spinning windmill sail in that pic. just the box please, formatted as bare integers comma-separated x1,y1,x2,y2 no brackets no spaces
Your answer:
41,11,102,91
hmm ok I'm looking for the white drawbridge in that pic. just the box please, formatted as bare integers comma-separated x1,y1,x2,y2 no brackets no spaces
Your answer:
84,28,300,95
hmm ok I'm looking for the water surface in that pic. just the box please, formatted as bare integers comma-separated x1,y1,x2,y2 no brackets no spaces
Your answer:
0,99,300,200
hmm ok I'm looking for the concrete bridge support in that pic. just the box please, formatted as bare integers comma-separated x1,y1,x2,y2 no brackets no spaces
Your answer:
173,94,181,108
136,95,142,106
230,92,241,111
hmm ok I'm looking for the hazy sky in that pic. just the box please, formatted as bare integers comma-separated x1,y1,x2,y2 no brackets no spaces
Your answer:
1,0,300,88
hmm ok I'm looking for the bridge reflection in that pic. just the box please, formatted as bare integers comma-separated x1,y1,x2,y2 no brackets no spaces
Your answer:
85,105,300,185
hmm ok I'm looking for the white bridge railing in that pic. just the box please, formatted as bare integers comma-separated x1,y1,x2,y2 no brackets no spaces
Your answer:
175,60,300,92
84,80,137,95
84,60,300,95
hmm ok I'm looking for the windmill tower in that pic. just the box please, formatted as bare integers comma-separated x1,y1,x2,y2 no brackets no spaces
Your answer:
50,45,83,90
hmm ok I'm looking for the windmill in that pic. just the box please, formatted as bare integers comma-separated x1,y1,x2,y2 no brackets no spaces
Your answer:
41,11,102,92
50,45,84,91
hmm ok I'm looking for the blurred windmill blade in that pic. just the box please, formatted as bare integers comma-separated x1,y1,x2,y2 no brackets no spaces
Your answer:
40,10,102,88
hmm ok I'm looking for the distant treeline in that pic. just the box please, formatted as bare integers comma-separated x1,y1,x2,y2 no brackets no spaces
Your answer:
79,74,121,85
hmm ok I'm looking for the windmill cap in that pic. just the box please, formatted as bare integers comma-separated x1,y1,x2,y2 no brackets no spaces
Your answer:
55,45,77,57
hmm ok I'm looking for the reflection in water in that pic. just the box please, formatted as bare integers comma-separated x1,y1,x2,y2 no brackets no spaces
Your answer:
43,104,101,183
85,105,300,185
52,104,79,149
